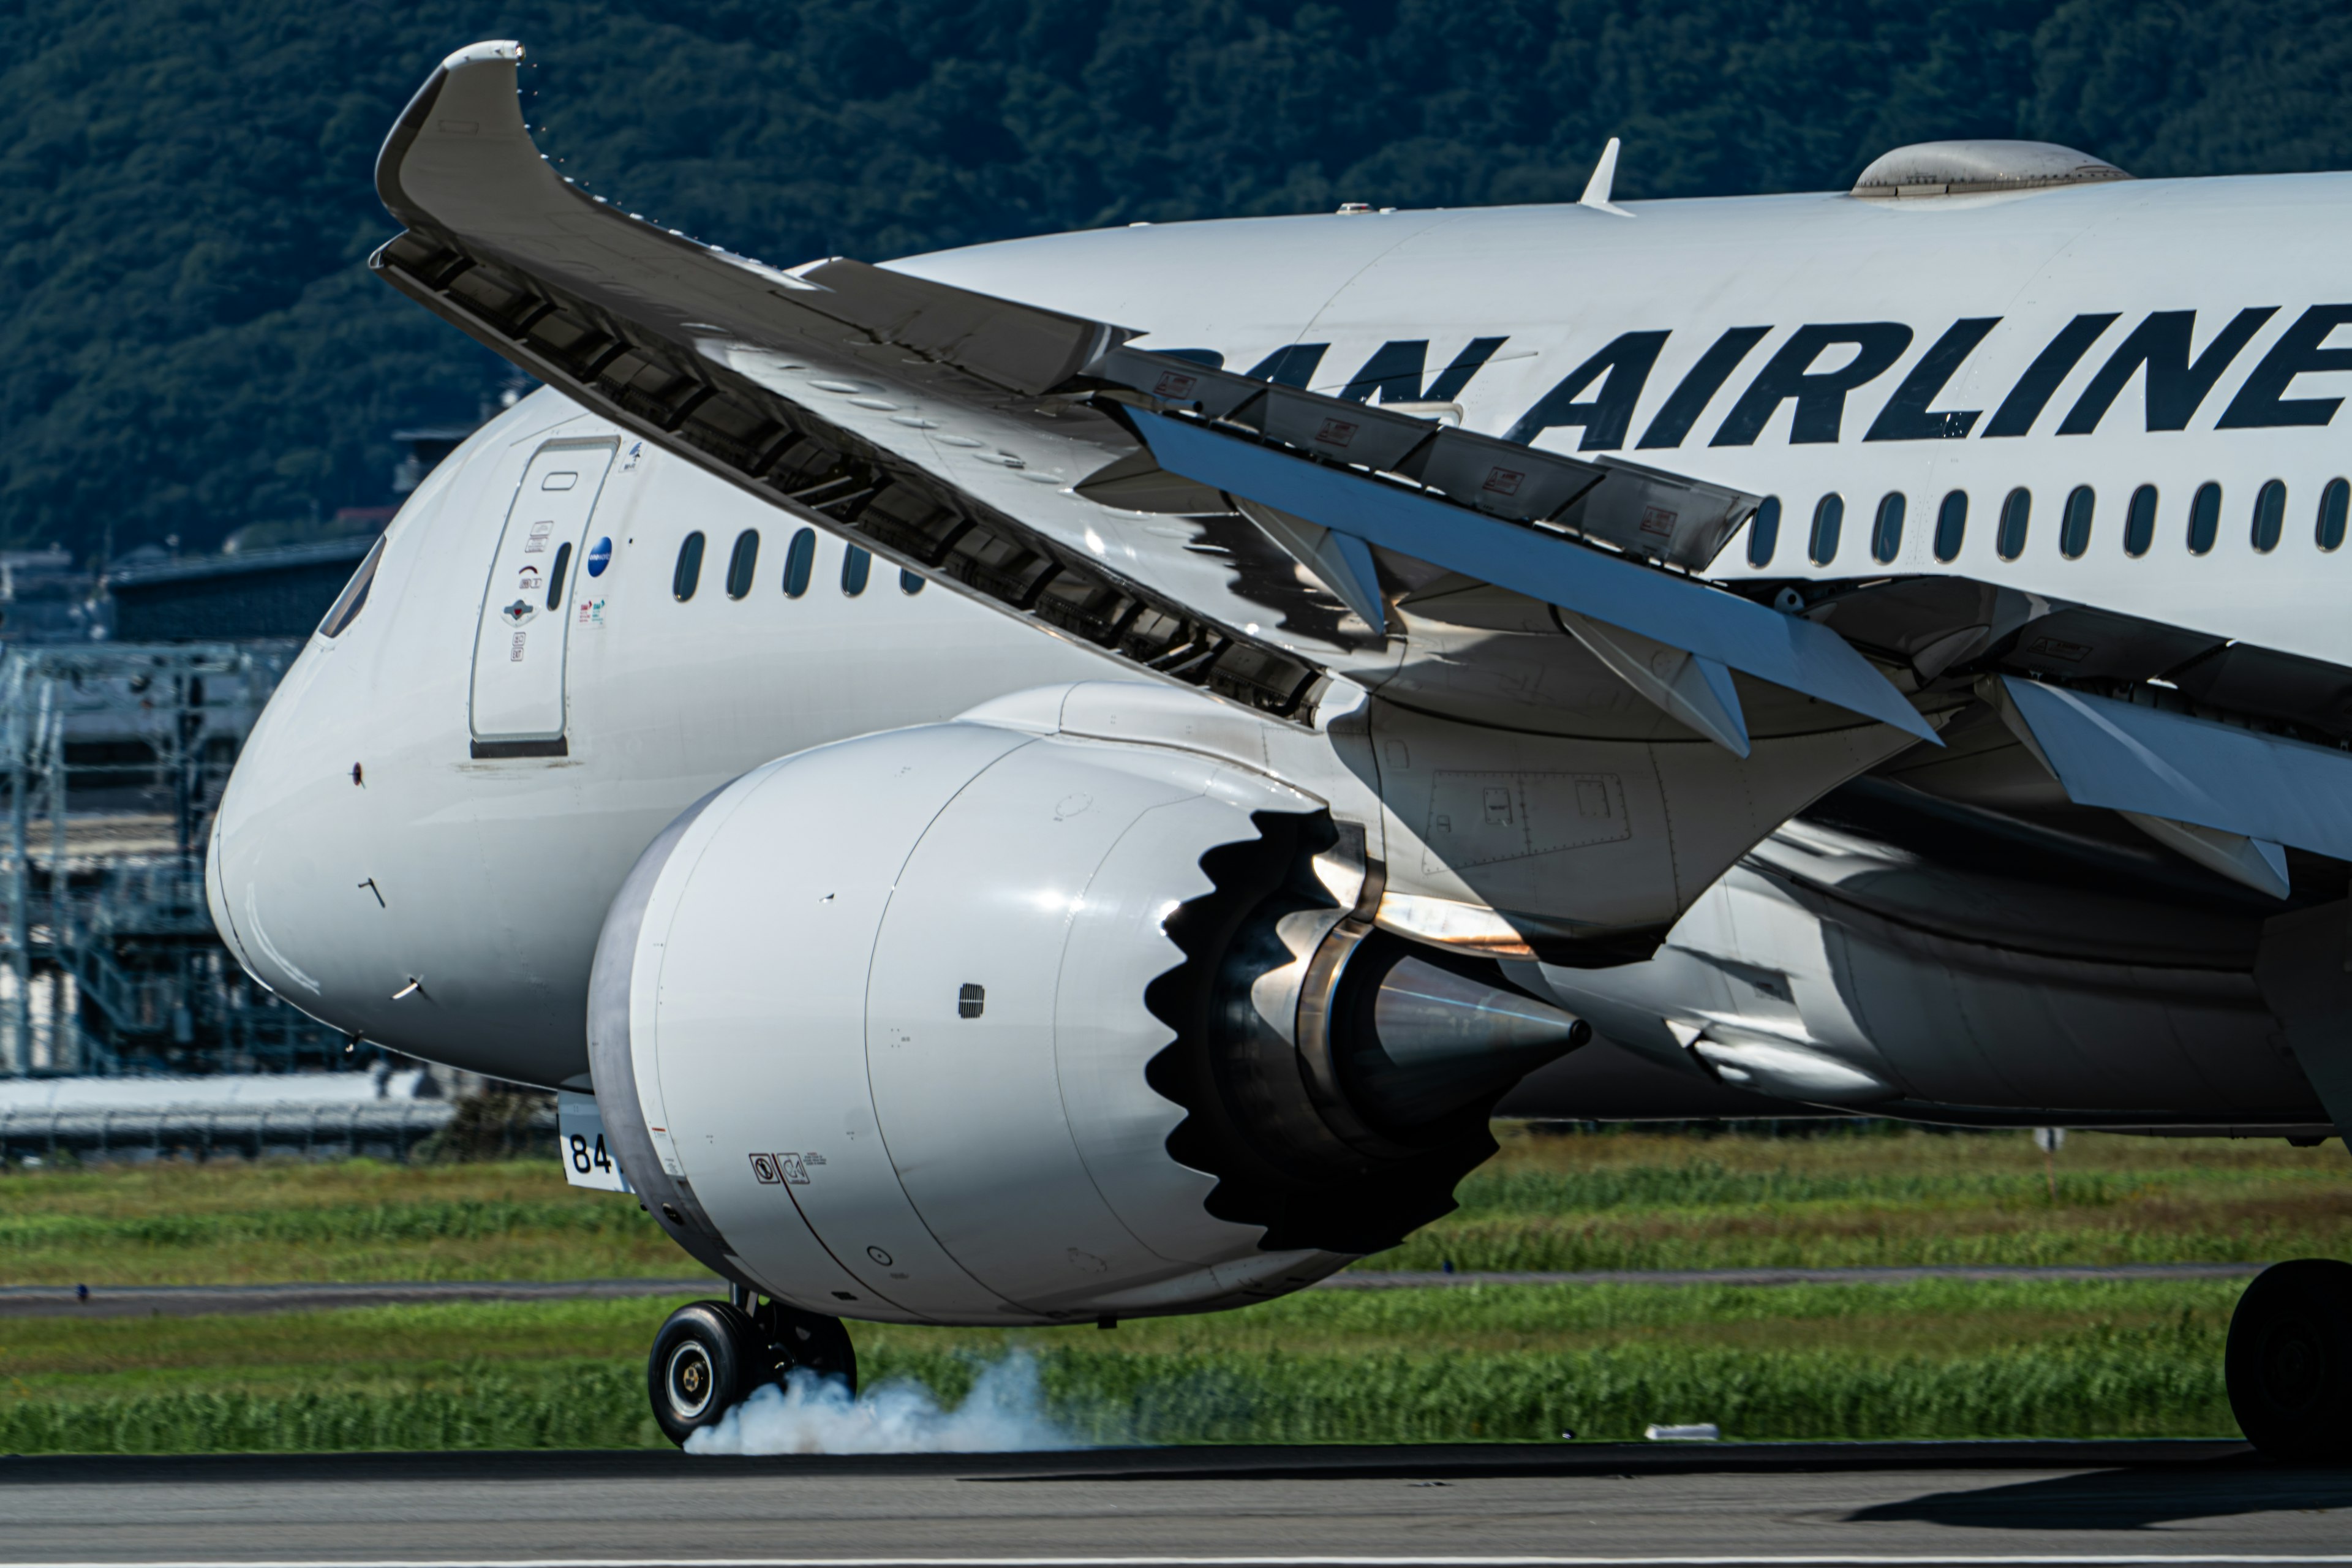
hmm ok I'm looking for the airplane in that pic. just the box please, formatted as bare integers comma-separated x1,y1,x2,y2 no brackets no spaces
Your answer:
209,39,2352,1456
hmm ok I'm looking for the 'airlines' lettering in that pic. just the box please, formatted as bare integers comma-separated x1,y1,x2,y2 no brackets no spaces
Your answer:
1637,326,1769,449
1502,331,1667,450
1340,337,1509,404
2057,307,2276,434
1864,318,2000,441
1209,305,2348,449
1711,323,1913,446
2218,304,2352,429
1982,314,2116,437
1245,343,1329,386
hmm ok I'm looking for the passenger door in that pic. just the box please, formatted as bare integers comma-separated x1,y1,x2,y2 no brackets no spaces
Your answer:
469,439,617,757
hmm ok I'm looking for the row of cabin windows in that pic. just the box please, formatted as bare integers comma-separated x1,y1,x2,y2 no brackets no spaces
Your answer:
1747,477,2352,568
669,527,927,601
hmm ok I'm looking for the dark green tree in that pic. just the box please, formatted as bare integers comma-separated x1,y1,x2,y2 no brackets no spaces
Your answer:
0,1,2338,556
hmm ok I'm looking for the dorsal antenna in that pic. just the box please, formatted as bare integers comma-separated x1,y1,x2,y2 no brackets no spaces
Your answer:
1580,137,1630,216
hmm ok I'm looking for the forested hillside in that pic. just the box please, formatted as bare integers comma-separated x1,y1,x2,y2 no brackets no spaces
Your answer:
3,0,2347,556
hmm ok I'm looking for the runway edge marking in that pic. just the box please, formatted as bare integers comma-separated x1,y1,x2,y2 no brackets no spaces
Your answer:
10,1555,2352,1567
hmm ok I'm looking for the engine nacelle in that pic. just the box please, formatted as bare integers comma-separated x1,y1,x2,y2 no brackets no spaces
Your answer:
587,718,1585,1325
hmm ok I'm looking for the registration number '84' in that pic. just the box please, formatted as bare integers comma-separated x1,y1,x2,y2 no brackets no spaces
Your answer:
556,1091,633,1193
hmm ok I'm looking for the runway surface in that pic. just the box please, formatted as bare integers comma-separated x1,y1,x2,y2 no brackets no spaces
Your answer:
2,1441,2346,1564
1317,1265,2270,1290
0,1265,2270,1319
0,1279,712,1319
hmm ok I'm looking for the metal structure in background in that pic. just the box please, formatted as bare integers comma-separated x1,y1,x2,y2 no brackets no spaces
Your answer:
0,416,495,1101
0,641,350,1077
0,1096,455,1164
0,1071,562,1163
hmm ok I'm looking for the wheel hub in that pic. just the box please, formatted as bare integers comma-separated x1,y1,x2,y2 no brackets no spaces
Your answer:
665,1341,716,1420
2257,1321,2323,1415
2226,1257,2352,1460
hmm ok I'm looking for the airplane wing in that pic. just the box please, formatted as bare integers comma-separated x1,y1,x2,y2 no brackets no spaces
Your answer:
370,41,1936,749
368,42,2352,921
371,43,2352,903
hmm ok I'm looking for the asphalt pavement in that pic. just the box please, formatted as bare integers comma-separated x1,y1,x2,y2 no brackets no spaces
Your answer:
2,1441,2346,1563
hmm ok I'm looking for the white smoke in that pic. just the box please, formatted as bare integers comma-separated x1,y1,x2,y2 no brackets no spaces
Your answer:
684,1352,1084,1456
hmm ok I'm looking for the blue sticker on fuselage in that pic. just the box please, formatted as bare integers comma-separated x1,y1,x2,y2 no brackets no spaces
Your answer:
586,537,612,577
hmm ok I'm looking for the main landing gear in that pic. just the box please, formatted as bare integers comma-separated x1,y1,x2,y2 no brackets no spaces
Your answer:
648,1290,858,1447
2227,1259,2352,1461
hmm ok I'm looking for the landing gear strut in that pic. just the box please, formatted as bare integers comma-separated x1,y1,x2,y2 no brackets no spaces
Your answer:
647,1294,859,1447
2226,1259,2352,1461
752,1294,858,1389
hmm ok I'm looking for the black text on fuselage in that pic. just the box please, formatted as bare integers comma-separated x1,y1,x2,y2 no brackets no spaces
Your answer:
1202,305,2352,449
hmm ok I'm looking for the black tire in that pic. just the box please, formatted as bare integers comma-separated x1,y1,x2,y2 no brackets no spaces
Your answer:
752,1300,859,1393
647,1300,756,1447
2226,1258,2352,1462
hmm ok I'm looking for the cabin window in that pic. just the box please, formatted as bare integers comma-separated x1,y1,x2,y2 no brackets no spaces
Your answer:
900,569,926,595
673,532,706,600
2252,480,2287,554
2320,479,2350,552
2059,486,2094,559
2124,485,2158,557
1933,491,1966,562
2188,482,2222,555
842,544,872,597
1997,488,2030,560
318,537,386,639
782,528,816,597
1746,496,1781,567
725,530,760,598
546,541,573,610
1871,493,1904,564
1808,494,1843,566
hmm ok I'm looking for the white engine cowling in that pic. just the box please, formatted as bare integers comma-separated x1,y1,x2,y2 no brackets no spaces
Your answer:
587,718,1584,1326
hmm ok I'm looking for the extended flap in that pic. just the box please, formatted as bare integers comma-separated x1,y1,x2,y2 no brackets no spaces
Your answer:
1991,675,2352,861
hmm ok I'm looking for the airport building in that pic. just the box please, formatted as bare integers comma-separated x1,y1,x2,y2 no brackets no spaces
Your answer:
0,426,480,1095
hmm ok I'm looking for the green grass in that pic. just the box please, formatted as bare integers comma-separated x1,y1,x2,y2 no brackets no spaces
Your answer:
6,1128,2343,1287
0,1342,2231,1454
0,1157,682,1284
0,1281,2246,1452
0,1129,2338,1451
1368,1128,2352,1272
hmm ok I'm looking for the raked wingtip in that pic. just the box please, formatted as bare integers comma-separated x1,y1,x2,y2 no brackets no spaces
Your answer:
440,39,523,73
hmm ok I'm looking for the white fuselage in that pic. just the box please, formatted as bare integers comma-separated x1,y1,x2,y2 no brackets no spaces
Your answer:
209,398,1107,1085
214,169,2352,1090
903,174,2352,668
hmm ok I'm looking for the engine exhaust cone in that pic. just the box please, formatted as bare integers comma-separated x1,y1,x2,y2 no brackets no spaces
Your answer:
1341,955,1592,1130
